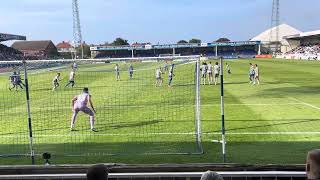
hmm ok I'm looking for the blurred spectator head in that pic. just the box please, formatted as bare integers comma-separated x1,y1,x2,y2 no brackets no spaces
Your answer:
306,149,320,180
87,164,108,180
200,171,224,180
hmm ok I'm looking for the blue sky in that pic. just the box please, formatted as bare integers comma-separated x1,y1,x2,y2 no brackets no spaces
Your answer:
1,0,319,45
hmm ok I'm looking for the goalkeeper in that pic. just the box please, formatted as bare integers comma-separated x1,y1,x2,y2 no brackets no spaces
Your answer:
70,87,97,132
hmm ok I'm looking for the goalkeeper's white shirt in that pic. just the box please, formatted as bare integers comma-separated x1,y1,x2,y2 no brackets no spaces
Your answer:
75,93,90,108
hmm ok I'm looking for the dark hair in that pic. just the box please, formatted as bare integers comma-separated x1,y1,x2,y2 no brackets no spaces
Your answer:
249,63,252,65
83,87,89,93
306,149,320,180
87,164,108,180
215,62,218,65
57,73,60,75
200,171,224,180
255,64,258,66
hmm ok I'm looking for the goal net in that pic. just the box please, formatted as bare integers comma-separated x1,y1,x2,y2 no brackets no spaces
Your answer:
0,55,202,157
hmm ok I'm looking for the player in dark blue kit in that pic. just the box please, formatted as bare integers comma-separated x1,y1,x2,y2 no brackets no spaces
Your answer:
168,64,175,87
128,64,134,79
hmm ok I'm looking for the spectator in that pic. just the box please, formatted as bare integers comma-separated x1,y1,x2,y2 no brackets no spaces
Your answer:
286,43,320,57
0,43,47,60
200,170,224,180
306,149,320,180
87,164,109,180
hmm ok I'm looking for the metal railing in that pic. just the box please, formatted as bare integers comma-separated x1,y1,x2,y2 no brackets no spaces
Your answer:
0,171,306,180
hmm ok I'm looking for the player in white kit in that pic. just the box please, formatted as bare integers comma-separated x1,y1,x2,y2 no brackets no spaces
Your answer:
70,87,97,132
207,62,213,85
226,63,231,74
52,73,61,91
65,70,75,88
213,62,220,85
249,63,255,84
115,64,120,81
201,62,207,85
155,67,163,87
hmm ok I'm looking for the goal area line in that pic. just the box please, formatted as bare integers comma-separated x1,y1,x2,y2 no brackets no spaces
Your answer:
1,131,320,138
0,102,306,111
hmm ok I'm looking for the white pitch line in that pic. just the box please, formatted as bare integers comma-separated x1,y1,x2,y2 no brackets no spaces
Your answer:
201,103,302,106
1,131,320,138
289,97,320,110
205,132,320,135
0,102,304,112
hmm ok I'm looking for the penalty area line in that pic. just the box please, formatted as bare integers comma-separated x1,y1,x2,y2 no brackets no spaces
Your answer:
289,97,320,110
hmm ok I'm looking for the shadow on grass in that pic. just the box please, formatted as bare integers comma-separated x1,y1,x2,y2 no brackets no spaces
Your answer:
222,81,283,85
0,141,318,165
108,119,162,130
261,86,320,95
225,118,320,132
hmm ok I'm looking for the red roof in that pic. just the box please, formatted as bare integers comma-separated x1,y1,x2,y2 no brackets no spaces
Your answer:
56,41,72,49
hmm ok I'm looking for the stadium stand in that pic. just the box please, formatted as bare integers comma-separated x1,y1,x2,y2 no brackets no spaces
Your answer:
11,40,59,59
0,43,24,60
0,33,26,42
285,44,320,58
274,29,320,60
92,42,259,59
250,23,301,53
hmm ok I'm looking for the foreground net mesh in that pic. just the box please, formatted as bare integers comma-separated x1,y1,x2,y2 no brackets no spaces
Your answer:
0,56,202,156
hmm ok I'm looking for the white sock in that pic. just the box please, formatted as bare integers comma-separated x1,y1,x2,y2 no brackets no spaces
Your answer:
90,116,94,129
70,112,77,128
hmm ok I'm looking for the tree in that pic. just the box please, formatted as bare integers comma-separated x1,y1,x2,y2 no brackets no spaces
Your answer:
216,38,231,42
177,40,188,44
189,39,201,43
103,42,110,46
112,38,129,46
82,43,91,58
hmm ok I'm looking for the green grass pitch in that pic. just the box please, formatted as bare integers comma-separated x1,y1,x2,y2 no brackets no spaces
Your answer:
0,58,319,165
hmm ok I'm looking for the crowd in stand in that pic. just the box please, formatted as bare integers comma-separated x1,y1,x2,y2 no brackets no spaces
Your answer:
0,43,46,60
0,43,24,60
286,43,320,56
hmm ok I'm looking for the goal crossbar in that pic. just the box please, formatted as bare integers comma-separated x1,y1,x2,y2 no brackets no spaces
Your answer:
0,55,200,64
